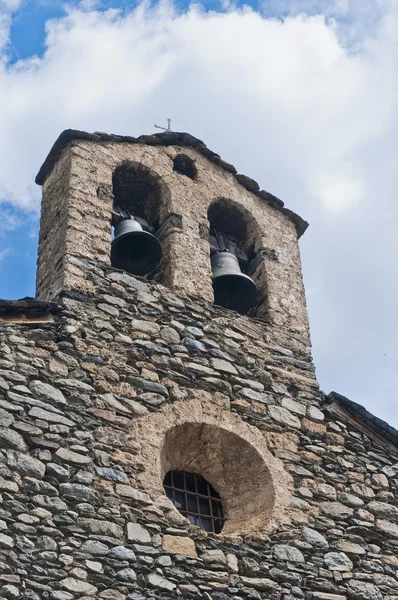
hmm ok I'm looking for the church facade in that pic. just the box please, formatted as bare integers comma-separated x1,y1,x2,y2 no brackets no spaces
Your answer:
0,129,397,600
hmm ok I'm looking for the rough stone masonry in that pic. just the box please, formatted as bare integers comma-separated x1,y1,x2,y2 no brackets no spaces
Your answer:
0,130,397,600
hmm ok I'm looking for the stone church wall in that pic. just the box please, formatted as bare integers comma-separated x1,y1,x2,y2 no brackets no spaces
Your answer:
1,260,398,600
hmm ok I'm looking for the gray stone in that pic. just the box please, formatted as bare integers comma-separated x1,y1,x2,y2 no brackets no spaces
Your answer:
281,397,306,415
315,484,337,500
0,427,27,451
56,379,95,392
37,536,58,551
127,522,151,543
183,338,206,351
107,272,149,291
367,501,398,521
273,545,305,563
350,483,375,499
116,568,137,582
147,573,176,591
46,462,70,481
129,377,168,395
132,319,160,336
269,406,301,428
307,405,324,421
0,584,19,599
239,577,281,591
96,467,129,483
7,451,45,479
201,549,226,565
78,518,123,539
210,358,238,374
55,448,92,465
302,527,329,548
324,552,353,571
375,519,398,538
34,495,68,512
0,477,19,492
320,502,354,519
347,580,382,600
60,578,98,595
28,407,75,426
30,380,66,405
60,483,98,501
0,408,14,427
336,541,366,555
160,326,180,344
107,546,136,561
0,534,14,549
339,492,364,508
79,540,109,555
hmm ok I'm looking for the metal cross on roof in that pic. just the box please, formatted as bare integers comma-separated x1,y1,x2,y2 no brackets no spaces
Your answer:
154,118,173,133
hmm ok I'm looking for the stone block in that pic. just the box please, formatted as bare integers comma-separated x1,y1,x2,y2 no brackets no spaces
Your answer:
162,535,197,556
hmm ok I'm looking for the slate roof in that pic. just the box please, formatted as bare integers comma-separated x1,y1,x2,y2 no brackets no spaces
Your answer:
35,129,309,238
326,391,398,454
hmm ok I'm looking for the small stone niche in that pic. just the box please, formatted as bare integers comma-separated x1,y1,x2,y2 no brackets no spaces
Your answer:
172,154,198,180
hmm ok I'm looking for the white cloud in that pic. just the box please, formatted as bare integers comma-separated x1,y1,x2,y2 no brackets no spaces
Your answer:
317,172,363,212
0,248,10,263
0,0,397,424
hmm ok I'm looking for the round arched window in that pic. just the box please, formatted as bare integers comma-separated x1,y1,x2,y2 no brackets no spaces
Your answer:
163,470,224,533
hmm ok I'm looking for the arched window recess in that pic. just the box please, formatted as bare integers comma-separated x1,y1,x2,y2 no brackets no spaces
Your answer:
208,200,259,315
110,161,168,278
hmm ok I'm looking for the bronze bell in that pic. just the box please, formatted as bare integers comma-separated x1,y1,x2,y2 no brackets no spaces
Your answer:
211,251,257,314
111,218,162,276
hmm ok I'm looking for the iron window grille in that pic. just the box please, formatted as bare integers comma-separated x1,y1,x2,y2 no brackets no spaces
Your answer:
163,470,225,533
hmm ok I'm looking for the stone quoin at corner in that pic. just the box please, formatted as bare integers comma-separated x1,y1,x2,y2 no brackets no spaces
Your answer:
0,129,397,600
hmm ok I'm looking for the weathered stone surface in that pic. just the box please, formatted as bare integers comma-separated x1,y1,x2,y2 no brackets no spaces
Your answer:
0,534,14,549
60,577,98,595
78,518,123,539
367,501,398,521
107,546,136,561
324,552,353,571
28,407,75,426
30,380,66,405
320,502,354,519
240,577,281,591
302,527,329,548
268,406,301,428
147,573,176,591
347,580,382,600
273,545,305,563
7,451,45,478
0,427,27,451
162,535,197,556
375,518,398,538
55,448,92,465
126,522,151,543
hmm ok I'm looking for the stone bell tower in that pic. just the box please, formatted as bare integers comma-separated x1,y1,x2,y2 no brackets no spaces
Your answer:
1,129,397,600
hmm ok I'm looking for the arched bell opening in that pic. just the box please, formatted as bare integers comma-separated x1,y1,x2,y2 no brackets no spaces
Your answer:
110,161,170,279
207,199,263,315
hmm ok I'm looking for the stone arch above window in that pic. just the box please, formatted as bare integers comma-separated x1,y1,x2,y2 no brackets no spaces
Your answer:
161,422,275,535
127,397,296,537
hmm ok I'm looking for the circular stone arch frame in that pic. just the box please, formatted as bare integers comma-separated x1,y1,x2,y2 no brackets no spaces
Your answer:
128,395,294,537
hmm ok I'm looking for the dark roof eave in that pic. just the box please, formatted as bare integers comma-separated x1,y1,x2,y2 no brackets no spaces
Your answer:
0,297,61,314
35,129,309,238
326,391,398,451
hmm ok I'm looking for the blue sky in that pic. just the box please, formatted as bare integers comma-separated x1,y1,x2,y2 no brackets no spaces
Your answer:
1,0,398,426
